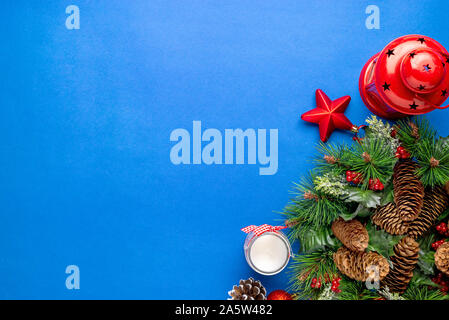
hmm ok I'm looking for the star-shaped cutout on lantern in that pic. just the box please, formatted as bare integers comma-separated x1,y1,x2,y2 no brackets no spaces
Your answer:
386,49,395,57
382,82,391,91
418,84,426,91
442,89,447,97
409,101,418,110
301,89,353,142
417,37,426,44
409,52,417,58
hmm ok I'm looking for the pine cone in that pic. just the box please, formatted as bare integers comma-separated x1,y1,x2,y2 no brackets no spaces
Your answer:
408,187,449,239
382,236,419,293
331,218,369,252
228,278,267,300
445,181,449,197
393,160,424,222
333,247,389,282
371,203,409,235
435,241,449,277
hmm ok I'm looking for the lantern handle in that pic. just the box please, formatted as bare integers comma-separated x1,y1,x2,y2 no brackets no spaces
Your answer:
431,51,449,110
433,103,449,110
414,94,449,110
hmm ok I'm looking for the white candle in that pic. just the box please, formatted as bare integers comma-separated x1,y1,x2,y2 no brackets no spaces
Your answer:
245,232,291,275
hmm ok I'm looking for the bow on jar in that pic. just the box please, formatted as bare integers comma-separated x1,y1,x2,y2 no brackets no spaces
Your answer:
241,224,287,237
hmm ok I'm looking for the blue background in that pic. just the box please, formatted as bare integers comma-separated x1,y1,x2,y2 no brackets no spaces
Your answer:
1,0,449,299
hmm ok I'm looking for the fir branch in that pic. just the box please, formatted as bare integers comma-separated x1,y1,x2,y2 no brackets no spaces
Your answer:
396,116,436,156
336,277,380,300
416,138,449,187
403,280,448,300
283,174,351,236
315,142,348,175
341,137,397,189
288,249,338,299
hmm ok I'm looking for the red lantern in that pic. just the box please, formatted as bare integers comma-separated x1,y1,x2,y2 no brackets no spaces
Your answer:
359,35,449,119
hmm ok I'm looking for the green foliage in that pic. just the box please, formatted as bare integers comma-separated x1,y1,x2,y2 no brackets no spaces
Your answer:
283,116,448,300
396,116,436,156
336,277,380,300
364,115,400,152
416,138,449,187
403,277,448,300
313,172,349,198
417,251,435,276
344,187,382,209
395,117,449,187
343,137,397,188
438,208,449,221
283,174,350,238
380,180,394,205
419,233,437,252
314,142,348,175
316,137,397,190
288,249,338,300
407,269,440,290
441,135,449,149
366,222,401,260
296,225,339,253
417,233,437,275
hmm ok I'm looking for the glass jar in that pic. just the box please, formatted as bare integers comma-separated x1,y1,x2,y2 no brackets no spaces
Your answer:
244,230,292,276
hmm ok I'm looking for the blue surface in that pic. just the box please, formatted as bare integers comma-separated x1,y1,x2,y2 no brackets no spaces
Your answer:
1,1,449,299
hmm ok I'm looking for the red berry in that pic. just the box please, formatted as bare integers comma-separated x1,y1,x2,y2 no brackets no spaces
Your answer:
395,146,411,159
433,240,447,250
346,171,353,182
391,129,397,138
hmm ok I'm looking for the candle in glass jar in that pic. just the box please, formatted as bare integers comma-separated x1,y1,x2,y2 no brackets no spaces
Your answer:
244,231,291,275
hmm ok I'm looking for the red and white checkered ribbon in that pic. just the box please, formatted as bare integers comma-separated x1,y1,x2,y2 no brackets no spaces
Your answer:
241,224,287,237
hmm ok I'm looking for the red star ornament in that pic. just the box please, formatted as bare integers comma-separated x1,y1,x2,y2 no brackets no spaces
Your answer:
301,89,355,142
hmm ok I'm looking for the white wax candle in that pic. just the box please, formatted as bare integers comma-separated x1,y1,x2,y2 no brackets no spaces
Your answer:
249,233,289,274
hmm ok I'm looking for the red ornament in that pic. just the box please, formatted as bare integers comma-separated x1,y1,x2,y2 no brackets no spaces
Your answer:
267,289,293,300
359,34,449,119
301,89,355,142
